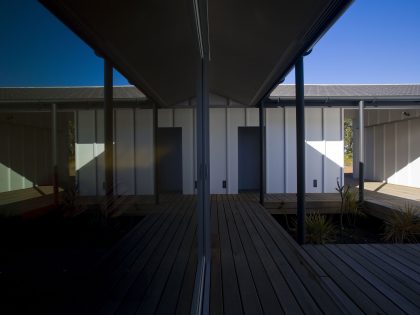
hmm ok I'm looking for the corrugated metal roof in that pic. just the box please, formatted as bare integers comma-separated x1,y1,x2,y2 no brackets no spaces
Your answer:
270,84,420,98
0,84,419,103
0,86,145,102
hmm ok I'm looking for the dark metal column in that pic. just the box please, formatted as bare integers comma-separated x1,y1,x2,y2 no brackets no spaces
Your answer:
192,55,211,315
153,104,159,204
358,100,364,204
295,56,306,245
259,101,265,206
51,103,59,207
104,59,114,198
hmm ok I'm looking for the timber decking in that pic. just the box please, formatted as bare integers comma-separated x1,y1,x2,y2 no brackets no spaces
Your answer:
304,243,420,315
57,194,347,314
244,184,420,219
2,194,419,314
0,186,63,217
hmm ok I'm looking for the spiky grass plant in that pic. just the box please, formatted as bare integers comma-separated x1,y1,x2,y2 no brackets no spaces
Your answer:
305,212,336,244
383,204,420,243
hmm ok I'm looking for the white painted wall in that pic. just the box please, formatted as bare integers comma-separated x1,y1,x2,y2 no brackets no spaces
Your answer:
353,108,420,188
75,106,344,195
0,112,72,193
267,107,343,194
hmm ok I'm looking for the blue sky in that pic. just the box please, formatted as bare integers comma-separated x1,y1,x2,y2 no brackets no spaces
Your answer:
0,0,419,87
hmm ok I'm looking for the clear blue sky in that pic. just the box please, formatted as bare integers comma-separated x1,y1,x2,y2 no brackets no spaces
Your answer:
0,0,419,87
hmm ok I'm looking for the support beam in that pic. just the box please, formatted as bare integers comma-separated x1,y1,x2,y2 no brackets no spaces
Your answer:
104,59,114,199
259,101,265,206
295,56,306,245
51,103,59,206
153,104,159,204
359,100,365,203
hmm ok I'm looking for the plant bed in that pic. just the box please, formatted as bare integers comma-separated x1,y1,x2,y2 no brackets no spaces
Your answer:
274,213,389,244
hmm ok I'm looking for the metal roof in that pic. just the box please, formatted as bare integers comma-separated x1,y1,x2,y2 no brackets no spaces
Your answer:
0,86,146,102
1,85,420,105
270,84,420,99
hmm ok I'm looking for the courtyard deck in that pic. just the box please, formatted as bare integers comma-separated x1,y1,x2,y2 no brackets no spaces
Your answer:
9,194,414,315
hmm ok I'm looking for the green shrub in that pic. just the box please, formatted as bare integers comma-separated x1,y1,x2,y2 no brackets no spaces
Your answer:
305,212,336,244
383,204,420,243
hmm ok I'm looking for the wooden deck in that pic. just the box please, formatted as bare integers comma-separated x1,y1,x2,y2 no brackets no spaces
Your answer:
244,183,420,219
40,194,419,315
0,192,418,314
304,243,420,315
0,186,62,218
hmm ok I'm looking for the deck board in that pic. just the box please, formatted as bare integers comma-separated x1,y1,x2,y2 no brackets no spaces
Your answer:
304,243,420,315
7,194,419,315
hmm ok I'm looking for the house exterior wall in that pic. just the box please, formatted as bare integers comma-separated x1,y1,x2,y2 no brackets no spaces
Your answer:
0,112,71,193
75,106,344,196
353,108,420,188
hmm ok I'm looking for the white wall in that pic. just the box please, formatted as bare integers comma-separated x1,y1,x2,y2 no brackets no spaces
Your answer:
353,108,420,188
266,107,343,194
0,112,71,193
76,108,194,195
75,106,344,195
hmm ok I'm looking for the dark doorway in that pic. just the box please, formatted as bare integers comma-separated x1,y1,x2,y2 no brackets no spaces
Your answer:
157,127,183,193
238,127,261,192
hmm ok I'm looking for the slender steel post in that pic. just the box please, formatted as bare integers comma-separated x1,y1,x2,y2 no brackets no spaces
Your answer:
153,104,159,204
192,56,211,315
51,103,59,206
359,100,364,203
192,1,211,313
104,59,114,198
259,101,265,206
295,56,306,245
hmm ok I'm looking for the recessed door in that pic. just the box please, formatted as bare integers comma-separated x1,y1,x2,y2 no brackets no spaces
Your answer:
157,127,183,193
238,127,260,192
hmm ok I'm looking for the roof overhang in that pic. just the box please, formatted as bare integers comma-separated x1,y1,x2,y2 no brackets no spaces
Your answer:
39,0,352,107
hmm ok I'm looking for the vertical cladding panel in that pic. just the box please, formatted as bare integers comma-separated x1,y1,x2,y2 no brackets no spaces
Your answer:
95,110,105,195
324,108,343,192
395,121,409,186
135,109,154,195
227,108,245,194
374,125,385,181
210,108,227,194
384,123,396,183
285,108,296,193
23,125,35,188
265,108,284,193
36,127,48,185
378,110,389,124
115,109,135,195
0,123,10,192
10,124,24,190
158,109,173,127
174,108,194,194
365,128,374,180
245,108,259,127
76,110,97,196
409,119,420,188
388,109,402,122
353,122,359,178
56,113,69,188
367,109,378,126
305,108,323,193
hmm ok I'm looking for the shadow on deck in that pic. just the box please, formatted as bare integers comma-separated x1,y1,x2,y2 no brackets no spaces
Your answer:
0,194,419,314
